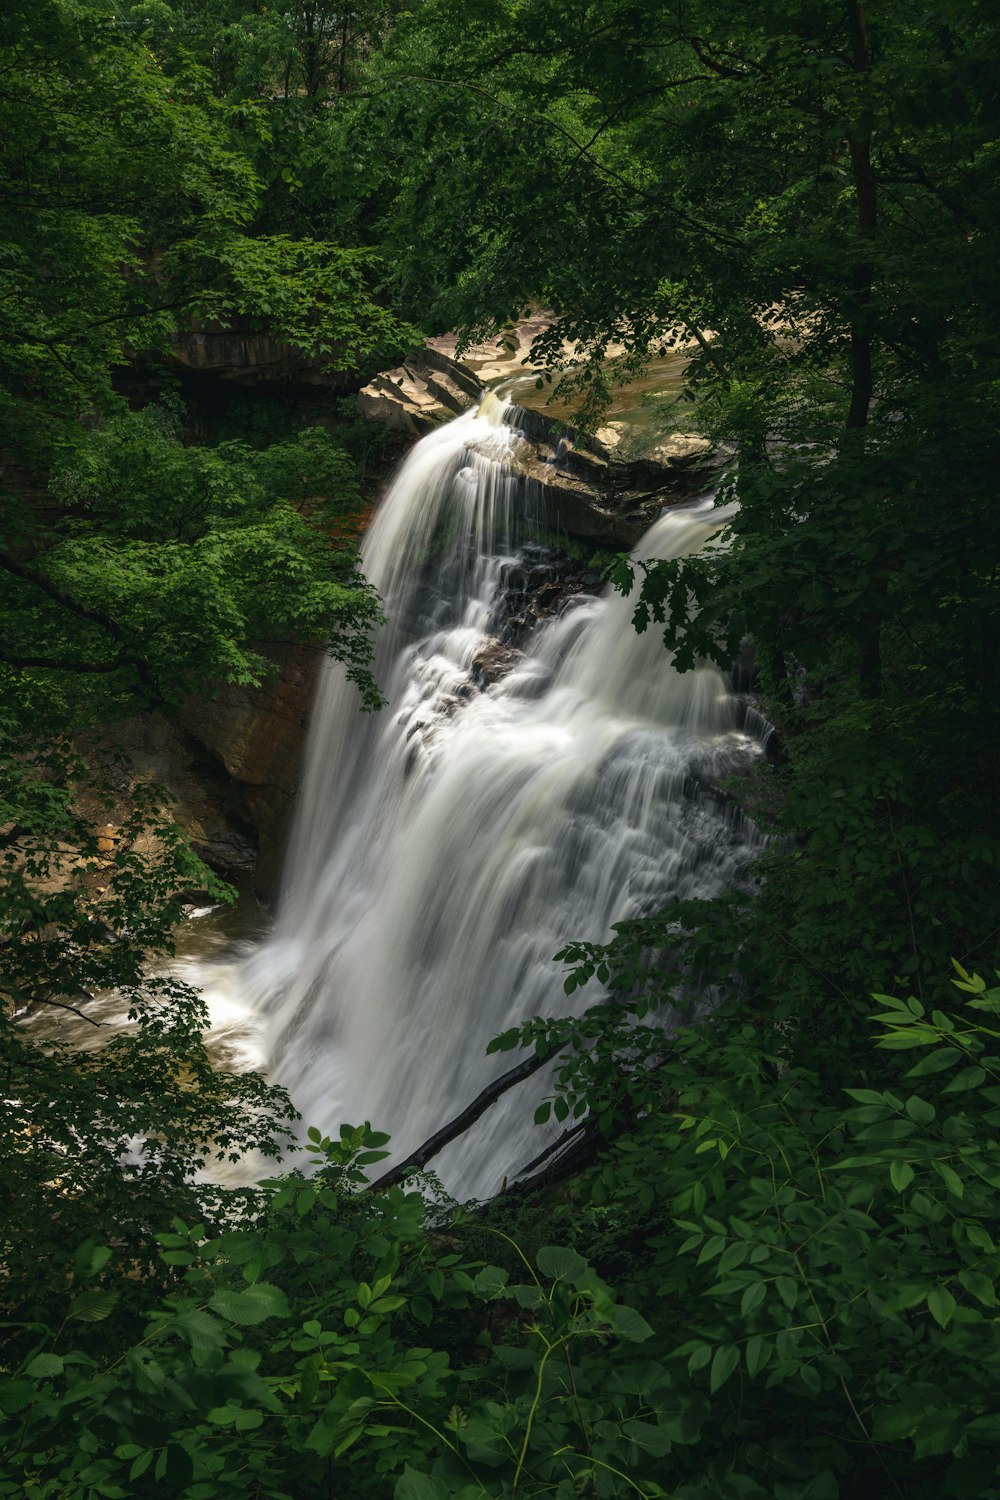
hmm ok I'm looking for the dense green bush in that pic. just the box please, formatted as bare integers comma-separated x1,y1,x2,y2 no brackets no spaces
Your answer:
4,967,1000,1499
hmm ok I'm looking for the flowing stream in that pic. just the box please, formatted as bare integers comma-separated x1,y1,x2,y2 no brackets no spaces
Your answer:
226,391,764,1198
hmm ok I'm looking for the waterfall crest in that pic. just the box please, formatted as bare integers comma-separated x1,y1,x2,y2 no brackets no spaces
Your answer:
239,395,763,1197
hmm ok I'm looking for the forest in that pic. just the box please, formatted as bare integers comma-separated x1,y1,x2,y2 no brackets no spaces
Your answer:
1,0,999,1495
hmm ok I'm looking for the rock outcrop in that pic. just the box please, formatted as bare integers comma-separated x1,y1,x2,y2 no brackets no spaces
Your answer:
361,344,723,547
78,643,321,903
358,347,485,432
166,317,361,391
176,644,320,897
485,423,720,549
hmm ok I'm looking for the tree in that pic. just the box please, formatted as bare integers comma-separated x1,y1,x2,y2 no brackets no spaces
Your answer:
334,0,1000,1047
0,0,413,1317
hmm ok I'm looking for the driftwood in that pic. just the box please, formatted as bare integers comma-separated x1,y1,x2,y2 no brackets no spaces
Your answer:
516,1120,588,1179
510,1133,600,1196
370,1041,569,1193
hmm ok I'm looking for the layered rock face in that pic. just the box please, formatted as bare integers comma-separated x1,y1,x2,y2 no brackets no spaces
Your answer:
358,346,486,432
167,318,356,390
360,347,721,547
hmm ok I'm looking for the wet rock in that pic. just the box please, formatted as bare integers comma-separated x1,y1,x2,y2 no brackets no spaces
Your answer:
361,339,725,548
471,639,526,686
189,831,257,876
491,544,598,648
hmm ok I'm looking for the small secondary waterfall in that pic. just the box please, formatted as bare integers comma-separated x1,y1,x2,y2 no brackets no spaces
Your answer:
240,393,763,1198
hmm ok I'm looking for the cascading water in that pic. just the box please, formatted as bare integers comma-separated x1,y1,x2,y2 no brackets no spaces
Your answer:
237,391,763,1198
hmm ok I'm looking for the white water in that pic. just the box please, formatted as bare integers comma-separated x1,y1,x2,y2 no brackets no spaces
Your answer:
224,394,762,1198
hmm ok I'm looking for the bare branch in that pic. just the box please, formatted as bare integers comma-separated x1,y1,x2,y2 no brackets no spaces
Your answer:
370,1042,568,1191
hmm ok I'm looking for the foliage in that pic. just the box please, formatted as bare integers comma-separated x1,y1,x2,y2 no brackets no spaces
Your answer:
3,4,999,1499
4,402,384,713
4,970,1000,1498
0,396,384,1327
0,0,406,1360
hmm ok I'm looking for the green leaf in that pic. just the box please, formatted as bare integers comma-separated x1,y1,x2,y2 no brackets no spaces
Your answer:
487,1029,520,1054
26,1354,63,1379
461,1405,518,1466
890,1159,915,1192
334,1424,365,1457
874,1403,919,1441
709,1344,740,1392
0,1380,35,1414
176,1309,226,1350
904,1049,961,1078
209,1283,289,1325
957,1269,995,1306
427,1269,445,1301
536,1245,588,1282
905,1095,936,1125
474,1266,509,1298
876,1031,936,1050
74,1243,113,1278
613,1305,654,1342
745,1335,771,1378
915,1407,965,1458
942,1066,987,1093
933,1161,965,1198
68,1290,118,1323
776,1276,798,1310
927,1287,957,1328
740,1281,766,1316
394,1467,453,1499
696,1235,726,1264
129,1452,153,1481
881,1282,931,1314
622,1419,673,1457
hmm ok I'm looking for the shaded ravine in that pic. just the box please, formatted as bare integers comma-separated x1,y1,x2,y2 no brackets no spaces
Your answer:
222,391,765,1198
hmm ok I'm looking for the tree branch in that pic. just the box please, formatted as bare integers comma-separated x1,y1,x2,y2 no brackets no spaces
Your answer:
389,74,748,251
0,549,125,643
370,1042,569,1191
0,652,141,674
0,551,156,691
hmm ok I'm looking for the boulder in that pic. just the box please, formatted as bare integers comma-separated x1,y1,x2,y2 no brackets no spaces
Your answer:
358,350,484,433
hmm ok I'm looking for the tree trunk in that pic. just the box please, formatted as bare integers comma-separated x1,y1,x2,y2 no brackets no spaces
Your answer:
845,1,883,698
846,0,876,433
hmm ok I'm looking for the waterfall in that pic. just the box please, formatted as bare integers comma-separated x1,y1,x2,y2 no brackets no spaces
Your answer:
238,393,763,1198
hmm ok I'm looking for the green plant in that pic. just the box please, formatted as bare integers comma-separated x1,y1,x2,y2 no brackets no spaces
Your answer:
6,971,1000,1498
